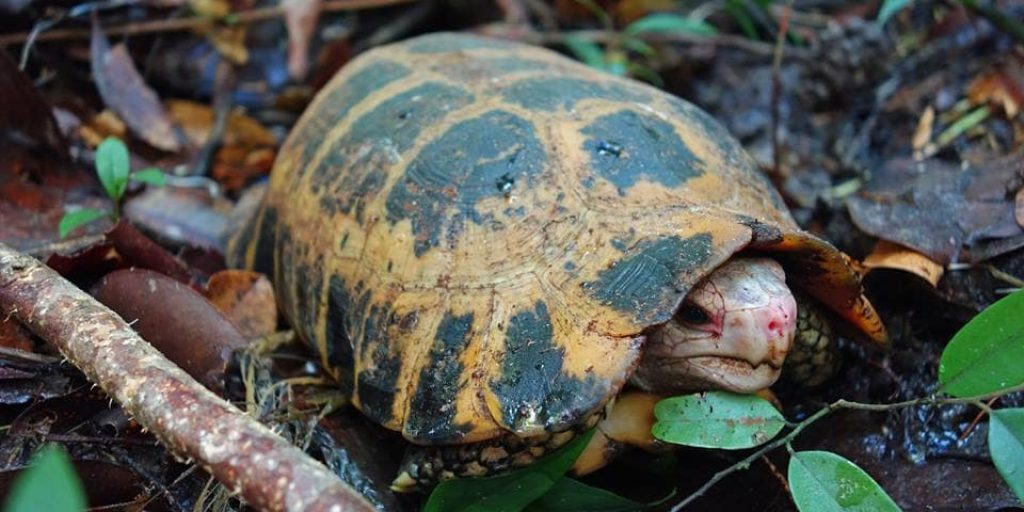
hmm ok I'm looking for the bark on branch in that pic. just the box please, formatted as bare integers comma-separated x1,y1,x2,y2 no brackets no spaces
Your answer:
0,243,374,512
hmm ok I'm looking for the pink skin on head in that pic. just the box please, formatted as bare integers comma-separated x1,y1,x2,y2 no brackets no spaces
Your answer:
630,258,797,394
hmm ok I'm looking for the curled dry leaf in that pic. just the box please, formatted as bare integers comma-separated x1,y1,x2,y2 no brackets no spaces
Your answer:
284,0,322,80
968,66,1024,118
862,239,945,287
91,268,250,393
166,99,276,148
204,270,277,340
124,185,231,249
90,23,181,152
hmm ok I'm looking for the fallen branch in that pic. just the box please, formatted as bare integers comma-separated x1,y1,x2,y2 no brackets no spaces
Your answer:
0,243,374,512
0,0,416,47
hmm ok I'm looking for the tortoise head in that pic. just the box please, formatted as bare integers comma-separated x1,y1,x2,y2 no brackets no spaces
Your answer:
630,257,796,394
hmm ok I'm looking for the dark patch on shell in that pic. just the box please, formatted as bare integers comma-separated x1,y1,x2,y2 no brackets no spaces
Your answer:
405,311,475,441
585,233,714,325
581,109,704,193
500,76,649,111
385,110,547,256
490,301,603,433
311,82,475,219
293,60,410,178
355,303,402,425
325,275,356,372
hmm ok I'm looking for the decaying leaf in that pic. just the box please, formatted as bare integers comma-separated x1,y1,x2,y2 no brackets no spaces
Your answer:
205,270,277,340
283,0,322,80
90,22,181,152
912,106,935,155
862,239,945,287
77,110,128,148
166,100,276,148
847,156,1024,265
968,66,1024,118
124,186,232,249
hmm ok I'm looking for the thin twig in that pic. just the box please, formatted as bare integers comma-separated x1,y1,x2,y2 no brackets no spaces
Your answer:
0,244,374,512
0,0,416,47
768,0,792,186
669,384,1024,511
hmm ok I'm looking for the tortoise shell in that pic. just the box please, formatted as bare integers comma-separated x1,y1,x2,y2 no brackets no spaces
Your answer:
229,32,886,446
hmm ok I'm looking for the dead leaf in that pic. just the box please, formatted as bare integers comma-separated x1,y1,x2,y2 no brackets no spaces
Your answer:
124,186,232,249
206,24,249,64
863,240,945,287
967,66,1024,118
205,270,277,340
92,268,249,393
912,106,934,154
90,20,181,152
166,100,276,148
78,109,128,148
846,155,1024,265
283,0,322,80
188,0,229,17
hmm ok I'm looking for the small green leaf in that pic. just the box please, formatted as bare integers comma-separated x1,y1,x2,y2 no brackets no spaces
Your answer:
652,392,785,449
876,0,911,25
95,137,131,202
989,408,1024,502
788,451,901,512
725,0,759,40
938,289,1024,397
524,477,649,512
58,208,109,238
3,444,87,512
423,429,595,512
563,35,606,70
131,167,167,186
626,13,718,37
622,37,655,57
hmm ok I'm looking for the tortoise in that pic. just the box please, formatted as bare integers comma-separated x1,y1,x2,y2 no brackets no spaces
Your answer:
228,32,887,489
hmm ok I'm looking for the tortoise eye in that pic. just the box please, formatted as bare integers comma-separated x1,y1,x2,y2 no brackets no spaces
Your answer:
678,303,711,326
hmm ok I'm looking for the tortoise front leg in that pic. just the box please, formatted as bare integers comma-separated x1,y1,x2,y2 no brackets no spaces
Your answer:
573,392,665,475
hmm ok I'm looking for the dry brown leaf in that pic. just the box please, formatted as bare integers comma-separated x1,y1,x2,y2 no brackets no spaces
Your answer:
283,0,322,80
166,99,276,147
209,25,249,64
912,106,934,154
188,0,230,17
78,109,127,148
90,23,181,152
204,270,277,340
863,239,945,287
967,69,1024,118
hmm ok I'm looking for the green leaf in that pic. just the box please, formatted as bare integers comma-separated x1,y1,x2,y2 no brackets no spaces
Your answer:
788,451,901,512
95,137,131,202
3,444,87,512
626,13,718,37
938,289,1024,397
876,0,911,25
989,408,1024,502
563,35,606,70
725,0,759,40
58,208,109,238
524,477,649,512
423,429,595,512
131,167,167,186
652,392,785,449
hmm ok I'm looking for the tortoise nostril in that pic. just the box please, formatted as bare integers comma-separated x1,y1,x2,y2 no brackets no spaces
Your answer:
767,319,782,338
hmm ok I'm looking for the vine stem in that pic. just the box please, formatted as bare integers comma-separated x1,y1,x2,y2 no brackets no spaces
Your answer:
669,383,1024,511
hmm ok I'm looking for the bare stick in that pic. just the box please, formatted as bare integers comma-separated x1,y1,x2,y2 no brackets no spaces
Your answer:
0,243,374,512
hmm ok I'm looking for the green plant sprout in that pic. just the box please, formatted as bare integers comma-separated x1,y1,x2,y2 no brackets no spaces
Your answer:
2,444,86,512
58,136,167,238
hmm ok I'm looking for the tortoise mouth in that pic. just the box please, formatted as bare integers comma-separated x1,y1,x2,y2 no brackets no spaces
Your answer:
681,355,783,394
630,354,783,395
